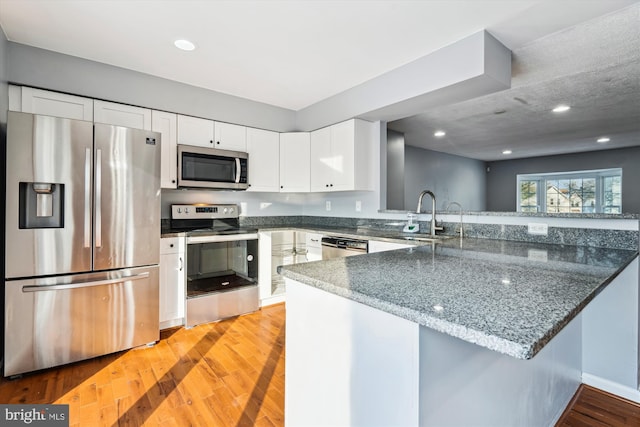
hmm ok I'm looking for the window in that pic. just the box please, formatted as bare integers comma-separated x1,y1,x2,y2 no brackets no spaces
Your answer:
517,168,622,214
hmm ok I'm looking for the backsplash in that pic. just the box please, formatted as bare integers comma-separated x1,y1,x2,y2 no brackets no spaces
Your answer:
240,215,639,251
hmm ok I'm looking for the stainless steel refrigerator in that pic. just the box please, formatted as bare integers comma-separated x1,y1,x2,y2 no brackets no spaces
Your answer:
4,111,161,377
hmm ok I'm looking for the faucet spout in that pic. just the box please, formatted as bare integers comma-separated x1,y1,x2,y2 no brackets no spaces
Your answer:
416,190,440,236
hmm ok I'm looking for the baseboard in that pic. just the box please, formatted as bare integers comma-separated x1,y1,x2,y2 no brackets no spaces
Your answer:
160,317,184,330
582,373,640,403
261,293,286,307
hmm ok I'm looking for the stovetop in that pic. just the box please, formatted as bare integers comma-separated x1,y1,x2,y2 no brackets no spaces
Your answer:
168,204,256,236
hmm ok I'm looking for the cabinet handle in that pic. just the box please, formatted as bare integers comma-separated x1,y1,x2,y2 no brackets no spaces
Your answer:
216,141,220,144
326,184,329,187
281,185,284,189
169,243,174,248
210,140,213,144
171,179,176,184
330,184,333,187
179,257,183,272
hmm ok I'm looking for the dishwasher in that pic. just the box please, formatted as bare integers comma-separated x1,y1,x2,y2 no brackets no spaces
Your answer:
321,237,368,259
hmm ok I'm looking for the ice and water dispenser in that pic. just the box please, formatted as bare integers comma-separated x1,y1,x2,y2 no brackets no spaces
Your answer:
18,182,65,228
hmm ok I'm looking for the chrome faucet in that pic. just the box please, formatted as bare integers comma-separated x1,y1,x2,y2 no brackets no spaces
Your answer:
446,201,464,238
416,190,442,236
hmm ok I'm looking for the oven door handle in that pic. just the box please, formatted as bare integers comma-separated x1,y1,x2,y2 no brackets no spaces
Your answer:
22,272,150,292
187,233,258,244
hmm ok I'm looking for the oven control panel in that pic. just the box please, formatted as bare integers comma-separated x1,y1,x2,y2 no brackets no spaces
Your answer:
171,204,238,219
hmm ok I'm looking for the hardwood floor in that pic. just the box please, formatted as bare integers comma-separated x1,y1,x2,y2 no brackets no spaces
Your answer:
556,384,640,426
0,303,285,427
2,302,639,426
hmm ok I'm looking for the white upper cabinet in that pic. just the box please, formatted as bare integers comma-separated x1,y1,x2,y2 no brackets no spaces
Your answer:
310,126,333,192
310,119,374,192
247,128,280,192
279,132,310,193
12,86,93,121
214,121,247,152
152,110,178,189
177,114,215,148
94,100,151,130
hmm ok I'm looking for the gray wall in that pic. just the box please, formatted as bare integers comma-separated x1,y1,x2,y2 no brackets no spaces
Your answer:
404,146,486,212
486,146,640,213
7,42,296,132
386,130,405,210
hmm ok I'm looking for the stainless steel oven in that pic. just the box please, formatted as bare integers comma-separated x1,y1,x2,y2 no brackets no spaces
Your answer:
170,204,259,327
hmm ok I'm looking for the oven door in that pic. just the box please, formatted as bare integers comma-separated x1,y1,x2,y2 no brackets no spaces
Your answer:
185,233,258,326
178,145,248,190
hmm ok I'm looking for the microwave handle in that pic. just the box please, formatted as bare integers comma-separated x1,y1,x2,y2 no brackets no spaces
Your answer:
235,158,241,183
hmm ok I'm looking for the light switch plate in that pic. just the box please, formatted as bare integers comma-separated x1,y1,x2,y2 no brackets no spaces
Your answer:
528,222,548,235
326,201,331,211
355,201,362,212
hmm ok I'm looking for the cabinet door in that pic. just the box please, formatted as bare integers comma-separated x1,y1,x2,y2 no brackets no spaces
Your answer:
177,114,215,148
152,111,178,189
19,86,94,121
310,127,333,192
159,237,185,327
247,128,280,192
94,100,151,130
214,121,247,152
279,133,310,193
329,120,357,191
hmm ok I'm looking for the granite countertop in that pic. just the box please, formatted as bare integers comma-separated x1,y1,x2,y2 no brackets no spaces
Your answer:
278,237,638,360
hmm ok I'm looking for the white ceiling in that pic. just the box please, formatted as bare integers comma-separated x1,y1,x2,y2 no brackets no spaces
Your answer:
388,2,640,161
1,0,638,161
0,0,635,111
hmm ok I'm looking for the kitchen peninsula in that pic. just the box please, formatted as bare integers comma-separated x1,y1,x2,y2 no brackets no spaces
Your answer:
279,237,638,426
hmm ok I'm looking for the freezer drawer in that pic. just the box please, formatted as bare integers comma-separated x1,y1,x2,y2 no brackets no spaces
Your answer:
4,266,159,377
185,285,259,328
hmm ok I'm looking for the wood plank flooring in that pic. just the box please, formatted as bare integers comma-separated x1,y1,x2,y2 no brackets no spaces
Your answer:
556,384,640,426
0,303,285,427
2,302,640,426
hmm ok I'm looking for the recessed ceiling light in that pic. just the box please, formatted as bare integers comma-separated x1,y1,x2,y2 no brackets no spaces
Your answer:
433,305,444,312
434,130,446,137
174,39,195,51
552,105,571,113
502,150,512,155
597,137,610,143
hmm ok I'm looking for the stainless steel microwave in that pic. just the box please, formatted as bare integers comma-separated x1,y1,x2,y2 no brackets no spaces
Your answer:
177,145,249,190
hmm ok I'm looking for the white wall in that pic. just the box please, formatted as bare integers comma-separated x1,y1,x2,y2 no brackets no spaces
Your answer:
582,257,640,402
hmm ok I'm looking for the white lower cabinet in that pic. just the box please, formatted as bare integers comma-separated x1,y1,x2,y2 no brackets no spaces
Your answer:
258,230,316,306
159,236,185,329
306,232,323,261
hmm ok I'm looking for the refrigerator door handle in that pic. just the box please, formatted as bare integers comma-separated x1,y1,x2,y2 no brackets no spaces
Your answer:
95,148,102,248
84,147,91,248
21,272,150,293
235,157,241,183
